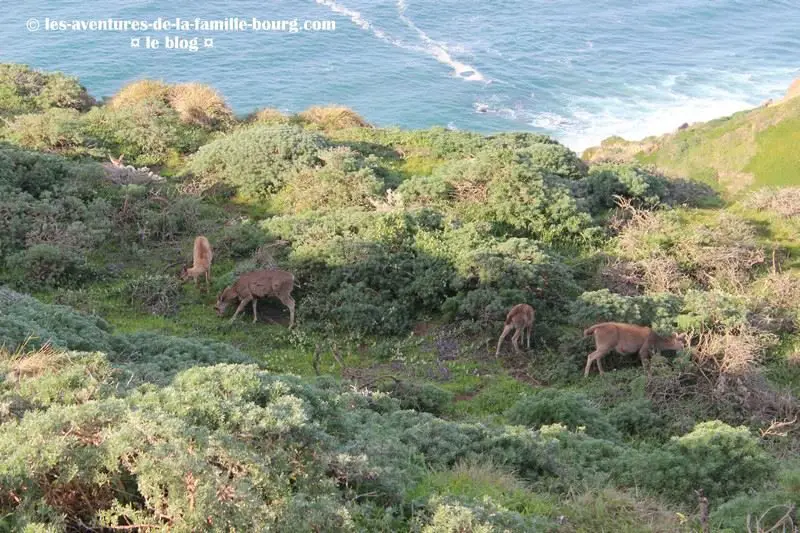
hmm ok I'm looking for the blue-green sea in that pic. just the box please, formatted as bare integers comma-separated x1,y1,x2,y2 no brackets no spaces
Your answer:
2,0,798,150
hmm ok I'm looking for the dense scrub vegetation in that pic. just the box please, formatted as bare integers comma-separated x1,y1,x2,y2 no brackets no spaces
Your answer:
1,64,799,532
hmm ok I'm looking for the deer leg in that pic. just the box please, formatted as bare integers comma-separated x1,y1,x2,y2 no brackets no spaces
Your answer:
512,328,522,353
278,294,296,329
230,298,250,323
584,349,608,377
638,344,653,374
526,325,532,350
495,325,513,357
252,299,258,323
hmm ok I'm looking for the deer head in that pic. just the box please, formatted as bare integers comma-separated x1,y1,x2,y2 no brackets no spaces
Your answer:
109,153,125,167
214,287,235,316
664,332,688,351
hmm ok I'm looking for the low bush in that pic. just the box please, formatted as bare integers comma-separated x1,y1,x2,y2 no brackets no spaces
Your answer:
298,105,370,130
4,108,87,153
743,186,800,218
118,274,182,316
516,142,588,180
506,389,619,440
568,289,682,333
82,99,208,167
0,63,94,116
168,82,234,129
584,164,668,212
186,124,328,197
274,147,385,213
378,380,454,416
250,107,293,125
6,244,97,289
607,398,664,438
214,220,270,259
629,420,774,503
108,79,171,109
411,495,545,532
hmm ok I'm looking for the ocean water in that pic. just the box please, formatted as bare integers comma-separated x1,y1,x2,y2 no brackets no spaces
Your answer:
2,0,798,151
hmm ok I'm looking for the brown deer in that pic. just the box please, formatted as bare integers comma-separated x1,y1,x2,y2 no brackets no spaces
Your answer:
180,236,213,289
109,153,125,167
495,304,535,357
215,269,296,328
582,322,687,377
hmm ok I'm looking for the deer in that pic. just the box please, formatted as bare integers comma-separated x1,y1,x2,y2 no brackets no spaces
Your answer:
582,322,687,377
180,236,213,289
109,153,125,167
215,269,296,328
495,304,535,357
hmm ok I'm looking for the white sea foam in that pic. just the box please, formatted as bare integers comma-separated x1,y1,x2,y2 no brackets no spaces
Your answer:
314,0,418,52
396,0,487,82
316,0,487,82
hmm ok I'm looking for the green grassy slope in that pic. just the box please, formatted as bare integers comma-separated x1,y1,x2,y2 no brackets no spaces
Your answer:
583,90,800,193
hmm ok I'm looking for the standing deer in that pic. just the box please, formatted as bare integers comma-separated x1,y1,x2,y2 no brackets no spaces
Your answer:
495,303,535,357
180,236,213,289
215,269,296,328
582,322,687,377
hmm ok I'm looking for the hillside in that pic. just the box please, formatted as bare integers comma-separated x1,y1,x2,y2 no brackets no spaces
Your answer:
0,64,799,532
582,79,800,193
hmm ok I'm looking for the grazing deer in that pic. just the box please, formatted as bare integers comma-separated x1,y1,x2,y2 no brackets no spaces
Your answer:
109,153,125,167
215,269,296,328
495,304,535,357
582,322,687,377
180,236,213,289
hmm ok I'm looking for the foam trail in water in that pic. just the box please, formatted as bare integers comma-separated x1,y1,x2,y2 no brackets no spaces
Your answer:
314,0,420,53
397,0,487,82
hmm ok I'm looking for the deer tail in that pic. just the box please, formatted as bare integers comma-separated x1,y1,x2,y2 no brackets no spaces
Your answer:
583,324,599,337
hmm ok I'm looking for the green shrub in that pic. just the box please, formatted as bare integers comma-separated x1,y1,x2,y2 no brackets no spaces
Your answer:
214,220,269,259
584,164,668,212
0,294,115,354
378,380,454,416
4,108,87,153
516,142,588,180
0,64,94,116
506,390,619,440
630,421,774,503
434,148,597,243
397,174,453,206
607,398,664,438
186,124,328,198
538,424,627,488
0,145,104,198
6,244,97,288
113,332,253,384
274,147,384,213
82,99,207,166
118,274,182,316
412,495,545,532
0,348,114,411
568,289,682,333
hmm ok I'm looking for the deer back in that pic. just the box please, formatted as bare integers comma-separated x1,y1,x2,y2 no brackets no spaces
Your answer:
239,269,294,299
193,236,212,266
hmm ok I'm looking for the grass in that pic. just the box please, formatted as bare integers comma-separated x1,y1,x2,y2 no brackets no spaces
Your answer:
591,96,800,196
745,116,800,187
407,457,559,516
